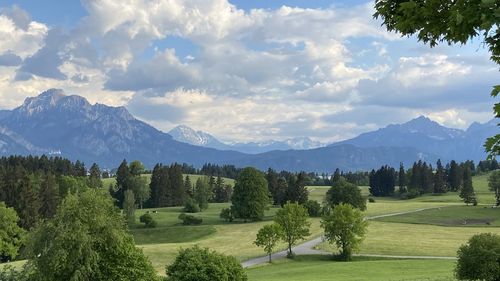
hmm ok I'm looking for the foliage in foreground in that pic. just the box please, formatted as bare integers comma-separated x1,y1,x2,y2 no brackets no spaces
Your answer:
26,189,159,281
166,245,247,281
455,233,500,281
0,202,25,262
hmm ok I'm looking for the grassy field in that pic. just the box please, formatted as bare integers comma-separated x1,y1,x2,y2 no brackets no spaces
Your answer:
3,172,497,279
375,205,500,227
317,220,500,257
132,203,324,273
246,255,456,281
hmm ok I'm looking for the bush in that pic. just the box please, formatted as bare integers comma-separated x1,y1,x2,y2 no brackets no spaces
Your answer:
183,198,200,213
368,197,375,203
455,233,500,281
220,208,234,222
303,200,321,217
139,213,157,228
166,245,247,281
178,213,203,225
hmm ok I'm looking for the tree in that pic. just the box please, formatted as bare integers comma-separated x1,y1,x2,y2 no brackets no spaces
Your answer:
448,160,463,192
113,159,130,207
219,208,234,222
460,168,476,205
373,0,500,157
489,170,500,206
38,173,60,219
194,177,211,211
184,175,193,197
369,166,396,196
129,160,145,176
433,159,447,194
455,233,500,281
285,172,309,204
16,174,41,230
166,246,247,281
326,177,366,211
0,202,25,262
27,189,158,281
254,224,283,263
213,176,232,203
303,200,322,217
231,167,270,222
274,202,311,258
398,163,406,193
129,176,149,209
123,190,136,226
88,163,103,188
321,203,368,261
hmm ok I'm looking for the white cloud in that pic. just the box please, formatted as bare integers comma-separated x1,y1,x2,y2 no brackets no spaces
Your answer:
0,1,496,143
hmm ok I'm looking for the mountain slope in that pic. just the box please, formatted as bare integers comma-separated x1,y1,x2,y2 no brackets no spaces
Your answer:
168,125,231,150
0,89,245,167
332,116,496,162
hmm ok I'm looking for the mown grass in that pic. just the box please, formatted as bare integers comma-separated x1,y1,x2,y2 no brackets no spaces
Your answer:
246,255,456,281
375,205,500,227
317,221,500,257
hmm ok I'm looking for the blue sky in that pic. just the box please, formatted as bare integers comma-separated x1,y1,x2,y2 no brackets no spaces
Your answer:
0,0,497,143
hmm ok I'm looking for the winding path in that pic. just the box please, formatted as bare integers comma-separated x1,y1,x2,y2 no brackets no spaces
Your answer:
241,206,454,268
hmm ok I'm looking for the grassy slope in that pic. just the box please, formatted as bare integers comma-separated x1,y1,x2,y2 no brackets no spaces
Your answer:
246,255,456,281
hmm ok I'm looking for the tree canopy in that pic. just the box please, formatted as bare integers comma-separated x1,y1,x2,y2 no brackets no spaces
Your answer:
455,233,500,281
231,167,270,222
0,202,25,262
27,189,158,281
166,245,247,281
321,203,368,261
274,202,311,258
326,177,366,211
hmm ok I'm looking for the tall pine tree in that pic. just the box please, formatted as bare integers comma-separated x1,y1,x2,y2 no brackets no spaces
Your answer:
460,167,476,205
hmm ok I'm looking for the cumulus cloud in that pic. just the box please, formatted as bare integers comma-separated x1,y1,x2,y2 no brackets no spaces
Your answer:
0,1,496,143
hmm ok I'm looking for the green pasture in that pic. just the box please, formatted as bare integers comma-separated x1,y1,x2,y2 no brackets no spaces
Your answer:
246,255,456,281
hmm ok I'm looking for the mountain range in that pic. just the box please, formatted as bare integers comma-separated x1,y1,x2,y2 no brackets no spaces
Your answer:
168,125,325,154
0,89,496,172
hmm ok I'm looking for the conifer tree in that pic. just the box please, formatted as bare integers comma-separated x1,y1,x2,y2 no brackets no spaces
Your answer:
433,159,447,194
88,163,103,188
448,160,462,192
460,168,476,205
39,172,60,219
398,163,406,193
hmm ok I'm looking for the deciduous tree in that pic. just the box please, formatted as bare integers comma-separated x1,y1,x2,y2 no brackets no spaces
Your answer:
274,202,310,258
321,203,368,261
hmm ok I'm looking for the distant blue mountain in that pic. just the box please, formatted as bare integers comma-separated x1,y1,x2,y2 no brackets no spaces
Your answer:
331,116,497,163
0,89,495,172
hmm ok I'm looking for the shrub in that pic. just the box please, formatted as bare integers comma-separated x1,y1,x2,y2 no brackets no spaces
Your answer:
368,197,375,203
139,213,157,228
178,213,203,225
303,200,321,217
166,245,247,281
455,233,500,281
220,208,234,222
183,198,200,213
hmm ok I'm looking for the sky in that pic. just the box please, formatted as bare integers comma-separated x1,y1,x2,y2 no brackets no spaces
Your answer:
0,0,498,143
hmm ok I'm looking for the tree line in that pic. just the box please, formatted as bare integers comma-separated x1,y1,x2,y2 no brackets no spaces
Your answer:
368,159,496,205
